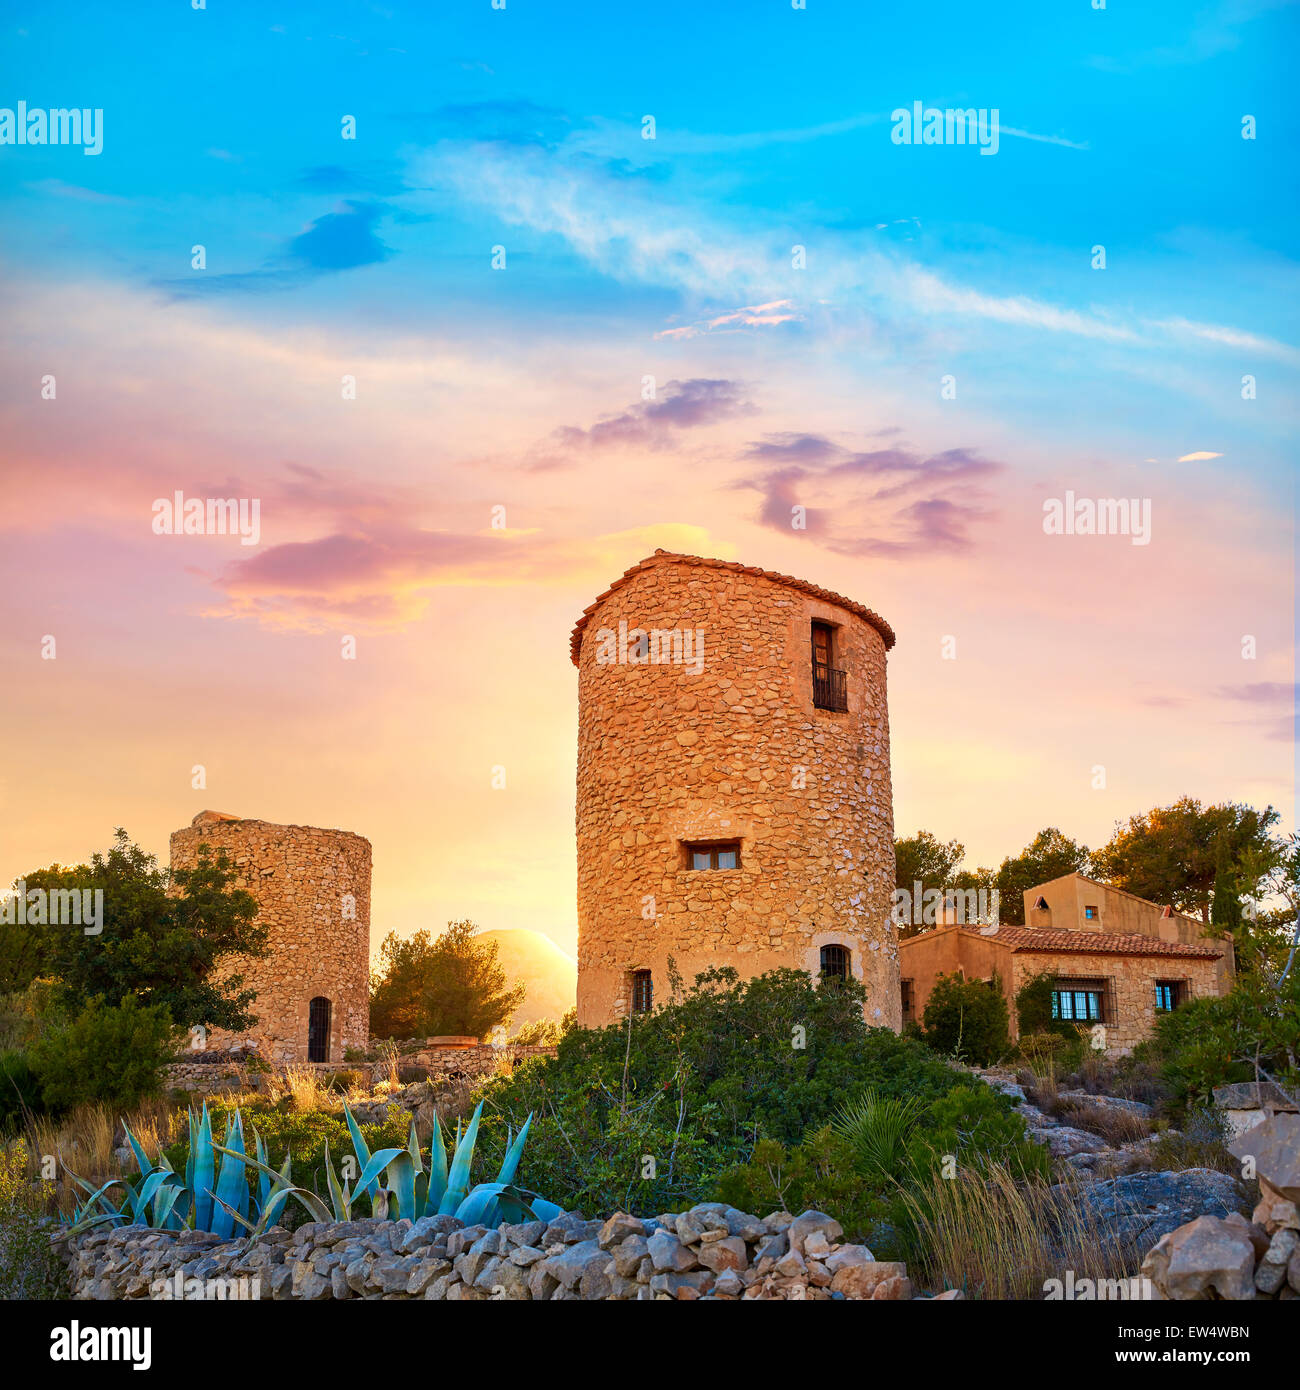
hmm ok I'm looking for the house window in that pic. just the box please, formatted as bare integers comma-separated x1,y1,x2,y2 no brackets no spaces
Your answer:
307,996,332,1062
631,970,653,1015
685,841,740,871
820,944,851,981
811,621,848,712
1154,980,1185,1013
1051,985,1105,1023
1084,905,1099,921
1033,897,1049,910
900,979,914,1023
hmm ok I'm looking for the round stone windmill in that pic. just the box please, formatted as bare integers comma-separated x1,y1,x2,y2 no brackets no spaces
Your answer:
570,551,898,1028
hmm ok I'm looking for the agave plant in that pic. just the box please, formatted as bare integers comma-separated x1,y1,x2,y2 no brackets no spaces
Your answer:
226,1099,562,1228
64,1096,561,1239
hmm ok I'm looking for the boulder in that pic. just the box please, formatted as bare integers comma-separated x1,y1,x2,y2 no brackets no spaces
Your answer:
1058,1089,1153,1117
1229,1113,1300,1203
696,1236,747,1273
830,1259,907,1300
541,1239,611,1291
1254,1229,1298,1296
1032,1125,1109,1158
1252,1177,1300,1234
1066,1168,1248,1256
647,1229,696,1272
598,1213,645,1249
1141,1213,1257,1301
787,1210,844,1256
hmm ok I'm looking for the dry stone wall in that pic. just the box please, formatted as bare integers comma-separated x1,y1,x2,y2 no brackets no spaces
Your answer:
169,812,371,1063
573,553,898,1028
57,1205,946,1302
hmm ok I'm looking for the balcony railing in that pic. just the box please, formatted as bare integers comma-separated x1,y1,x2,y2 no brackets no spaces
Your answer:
813,666,848,711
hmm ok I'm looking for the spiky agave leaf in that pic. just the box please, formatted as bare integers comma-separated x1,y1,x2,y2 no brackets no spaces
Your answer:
342,1101,377,1198
322,1140,350,1221
385,1151,418,1220
210,1110,248,1238
191,1102,216,1234
437,1100,483,1215
121,1121,152,1178
425,1109,449,1211
253,1129,272,1209
494,1113,533,1187
212,1142,332,1225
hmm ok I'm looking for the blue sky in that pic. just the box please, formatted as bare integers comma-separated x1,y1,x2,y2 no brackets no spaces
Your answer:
2,1,1296,941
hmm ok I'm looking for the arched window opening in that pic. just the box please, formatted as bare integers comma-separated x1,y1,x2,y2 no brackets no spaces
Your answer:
307,996,332,1062
819,944,850,982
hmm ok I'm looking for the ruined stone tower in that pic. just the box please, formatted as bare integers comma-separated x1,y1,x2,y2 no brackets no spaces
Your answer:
169,812,371,1062
571,551,898,1029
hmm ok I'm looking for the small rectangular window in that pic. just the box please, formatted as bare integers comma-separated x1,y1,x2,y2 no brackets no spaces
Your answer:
631,970,653,1014
1154,980,1184,1012
1051,986,1105,1023
685,840,741,870
900,979,914,1022
1084,905,1099,921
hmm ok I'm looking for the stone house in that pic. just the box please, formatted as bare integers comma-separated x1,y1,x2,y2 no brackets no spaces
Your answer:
570,550,899,1028
898,875,1232,1052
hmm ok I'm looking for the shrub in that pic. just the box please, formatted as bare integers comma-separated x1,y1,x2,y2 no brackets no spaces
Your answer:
714,1083,1047,1256
0,1052,43,1133
29,996,183,1113
921,972,1011,1066
0,1139,67,1299
476,965,984,1214
1014,970,1077,1040
1134,969,1300,1118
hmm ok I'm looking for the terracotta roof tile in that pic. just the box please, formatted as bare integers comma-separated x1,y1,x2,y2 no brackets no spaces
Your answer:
569,550,896,666
980,927,1224,959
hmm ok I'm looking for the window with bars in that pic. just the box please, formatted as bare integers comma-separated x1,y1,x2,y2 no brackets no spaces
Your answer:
685,841,740,871
631,969,653,1014
307,996,332,1062
1154,980,1185,1012
1051,983,1106,1023
820,943,851,981
900,979,914,1022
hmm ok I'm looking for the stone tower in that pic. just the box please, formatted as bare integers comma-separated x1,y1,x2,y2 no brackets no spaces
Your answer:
169,811,371,1063
571,551,898,1028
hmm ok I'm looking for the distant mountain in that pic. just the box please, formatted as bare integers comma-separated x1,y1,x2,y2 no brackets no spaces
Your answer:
478,928,577,1029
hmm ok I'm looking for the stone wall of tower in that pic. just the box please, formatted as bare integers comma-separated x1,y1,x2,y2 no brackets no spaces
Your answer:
572,553,898,1029
169,812,371,1063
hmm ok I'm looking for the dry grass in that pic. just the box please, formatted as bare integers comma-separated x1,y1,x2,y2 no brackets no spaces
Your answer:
1056,1099,1153,1146
900,1163,1137,1300
19,1099,187,1215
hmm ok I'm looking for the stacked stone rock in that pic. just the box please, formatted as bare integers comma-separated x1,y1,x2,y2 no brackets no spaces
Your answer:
572,551,898,1028
169,811,371,1063
58,1204,954,1301
1140,1113,1300,1299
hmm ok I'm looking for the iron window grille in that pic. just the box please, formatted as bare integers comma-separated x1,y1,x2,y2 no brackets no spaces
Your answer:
820,943,851,981
307,996,332,1062
1154,980,1185,1012
631,969,653,1015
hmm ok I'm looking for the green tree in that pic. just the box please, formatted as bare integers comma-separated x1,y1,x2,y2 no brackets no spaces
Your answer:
1091,798,1280,922
29,994,183,1112
894,831,965,939
30,830,267,1034
921,971,1011,1066
369,920,526,1040
993,827,1091,925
